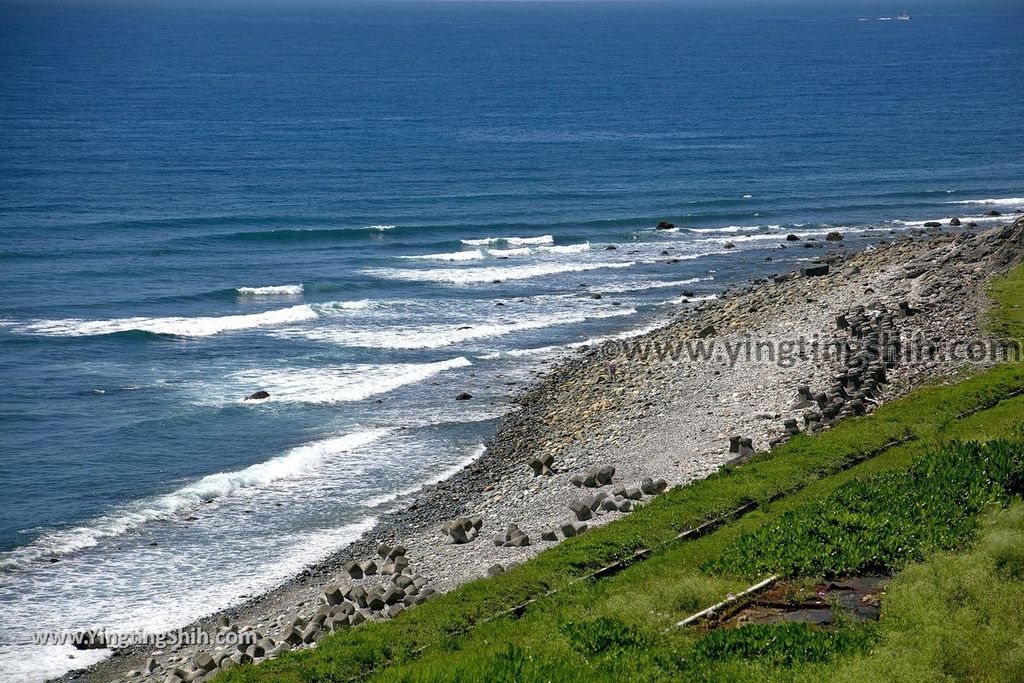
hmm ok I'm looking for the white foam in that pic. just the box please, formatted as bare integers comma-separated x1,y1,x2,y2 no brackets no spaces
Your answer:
230,357,472,404
17,300,378,338
461,235,554,246
288,308,638,349
894,214,1011,229
687,225,770,234
538,242,591,255
314,299,376,312
365,224,396,230
361,444,487,508
946,197,1024,207
697,226,872,245
363,261,635,285
597,276,712,294
236,284,304,297
399,250,486,262
22,304,319,338
0,429,390,571
486,247,533,257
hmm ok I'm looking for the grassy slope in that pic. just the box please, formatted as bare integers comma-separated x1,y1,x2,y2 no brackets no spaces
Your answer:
219,264,1024,683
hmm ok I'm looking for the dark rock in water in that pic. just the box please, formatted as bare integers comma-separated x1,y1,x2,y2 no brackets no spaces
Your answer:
455,392,472,401
590,293,602,300
801,264,830,277
605,245,617,250
656,220,675,230
245,390,270,401
826,231,844,241
984,210,1001,217
786,234,800,241
923,221,942,228
72,630,107,650
723,242,736,249
949,217,961,226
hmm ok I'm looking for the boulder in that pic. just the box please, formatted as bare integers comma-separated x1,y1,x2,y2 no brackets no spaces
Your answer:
193,653,217,673
559,522,578,538
569,499,593,521
984,209,1001,217
344,560,363,579
723,242,736,249
529,453,555,476
486,564,505,577
801,264,829,277
382,586,405,606
785,234,800,241
656,220,675,230
367,589,386,611
596,465,616,485
825,231,844,241
923,221,942,228
949,217,961,226
454,392,472,401
698,324,716,338
350,585,368,607
323,585,345,606
244,390,270,401
359,560,378,576
541,530,558,541
376,544,392,559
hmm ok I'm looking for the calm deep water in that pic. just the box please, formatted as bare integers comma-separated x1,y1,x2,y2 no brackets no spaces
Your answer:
1,0,1022,678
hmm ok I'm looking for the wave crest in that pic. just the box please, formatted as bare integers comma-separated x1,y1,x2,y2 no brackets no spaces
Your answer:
236,284,304,297
0,429,390,571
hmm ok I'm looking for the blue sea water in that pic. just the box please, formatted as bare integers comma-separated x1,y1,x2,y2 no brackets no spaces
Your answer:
0,0,1022,678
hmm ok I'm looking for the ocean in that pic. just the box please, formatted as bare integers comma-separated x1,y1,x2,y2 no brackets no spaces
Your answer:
1,0,1022,679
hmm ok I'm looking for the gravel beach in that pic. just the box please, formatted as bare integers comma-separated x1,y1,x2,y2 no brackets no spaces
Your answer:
63,217,1024,683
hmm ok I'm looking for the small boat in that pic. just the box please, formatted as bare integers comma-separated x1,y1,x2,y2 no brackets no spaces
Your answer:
897,11,911,20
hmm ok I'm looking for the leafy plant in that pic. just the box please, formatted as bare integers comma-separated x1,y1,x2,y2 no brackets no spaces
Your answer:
706,440,1024,578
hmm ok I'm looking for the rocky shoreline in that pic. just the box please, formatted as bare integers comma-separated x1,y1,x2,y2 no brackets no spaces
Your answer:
62,216,1024,683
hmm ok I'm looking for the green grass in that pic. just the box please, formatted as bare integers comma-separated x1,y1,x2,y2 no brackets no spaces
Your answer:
216,262,1024,682
825,504,1024,683
707,440,1024,579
